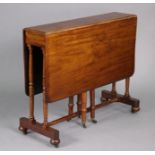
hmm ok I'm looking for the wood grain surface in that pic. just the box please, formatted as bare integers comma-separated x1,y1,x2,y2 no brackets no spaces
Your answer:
23,12,137,102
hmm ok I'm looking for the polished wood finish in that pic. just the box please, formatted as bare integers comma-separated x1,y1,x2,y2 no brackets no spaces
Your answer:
90,89,97,123
77,94,82,118
24,12,136,35
81,92,87,128
42,47,48,129
112,82,117,95
19,12,140,146
24,12,137,102
19,117,60,146
125,78,130,97
46,15,136,102
68,96,74,121
101,81,140,113
27,45,35,122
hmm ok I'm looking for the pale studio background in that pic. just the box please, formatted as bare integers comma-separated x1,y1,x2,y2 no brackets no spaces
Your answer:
0,3,155,150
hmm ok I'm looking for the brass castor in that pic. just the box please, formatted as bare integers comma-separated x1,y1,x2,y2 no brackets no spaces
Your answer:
82,123,87,128
91,119,97,124
18,126,28,135
50,139,60,148
131,106,140,113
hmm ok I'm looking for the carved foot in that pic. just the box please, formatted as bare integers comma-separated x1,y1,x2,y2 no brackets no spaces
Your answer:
131,106,140,113
18,126,28,135
131,98,140,113
19,117,60,146
50,139,60,148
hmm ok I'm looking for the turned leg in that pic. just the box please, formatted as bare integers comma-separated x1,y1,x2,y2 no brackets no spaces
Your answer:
81,92,87,128
90,89,97,123
124,78,140,112
77,94,82,118
112,82,117,95
28,45,35,123
18,126,28,135
19,44,35,134
42,47,48,129
68,96,74,121
125,77,130,97
43,100,48,129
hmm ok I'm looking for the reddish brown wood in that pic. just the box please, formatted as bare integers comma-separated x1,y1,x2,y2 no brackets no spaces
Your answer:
90,89,97,123
77,94,82,118
19,117,60,146
125,77,130,97
24,12,136,35
68,96,74,121
111,82,117,95
101,90,140,112
47,112,79,127
81,92,87,128
42,47,48,129
24,12,137,102
20,12,140,146
27,45,35,122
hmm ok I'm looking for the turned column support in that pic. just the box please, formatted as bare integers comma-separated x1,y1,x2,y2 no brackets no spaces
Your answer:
68,96,74,121
125,77,130,97
27,44,35,122
81,92,87,128
41,47,48,129
111,82,117,96
90,89,97,123
77,94,82,118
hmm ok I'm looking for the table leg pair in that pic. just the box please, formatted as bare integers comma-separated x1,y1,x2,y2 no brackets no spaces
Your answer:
67,78,140,129
19,45,60,147
68,90,97,128
101,78,140,113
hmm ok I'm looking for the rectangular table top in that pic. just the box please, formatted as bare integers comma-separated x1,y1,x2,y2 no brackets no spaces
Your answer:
24,12,137,102
25,12,136,35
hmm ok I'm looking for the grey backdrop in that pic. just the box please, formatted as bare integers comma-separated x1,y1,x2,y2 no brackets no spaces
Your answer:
0,3,155,150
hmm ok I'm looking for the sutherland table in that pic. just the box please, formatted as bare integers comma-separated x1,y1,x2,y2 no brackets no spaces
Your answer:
19,12,140,147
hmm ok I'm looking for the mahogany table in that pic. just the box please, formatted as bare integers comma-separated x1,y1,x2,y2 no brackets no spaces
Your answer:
19,12,140,147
